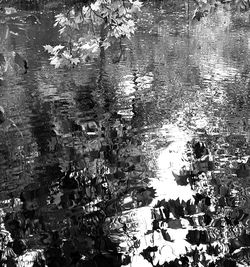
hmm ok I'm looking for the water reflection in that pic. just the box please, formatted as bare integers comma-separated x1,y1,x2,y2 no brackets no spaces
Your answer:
0,1,249,266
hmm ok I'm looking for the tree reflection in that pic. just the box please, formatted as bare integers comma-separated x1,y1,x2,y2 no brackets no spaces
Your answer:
1,1,250,266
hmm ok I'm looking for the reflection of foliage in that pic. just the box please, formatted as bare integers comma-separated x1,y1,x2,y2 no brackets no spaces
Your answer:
42,111,158,260
133,135,250,267
192,0,250,22
2,1,250,266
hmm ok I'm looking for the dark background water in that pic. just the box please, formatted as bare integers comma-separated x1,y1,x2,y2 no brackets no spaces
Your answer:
0,0,250,258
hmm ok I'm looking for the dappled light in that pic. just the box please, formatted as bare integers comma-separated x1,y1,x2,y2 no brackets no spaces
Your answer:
0,0,250,266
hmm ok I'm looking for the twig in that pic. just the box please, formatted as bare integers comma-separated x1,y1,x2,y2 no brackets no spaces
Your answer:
88,4,107,22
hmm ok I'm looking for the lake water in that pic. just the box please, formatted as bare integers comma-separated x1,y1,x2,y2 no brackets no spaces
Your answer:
0,1,250,265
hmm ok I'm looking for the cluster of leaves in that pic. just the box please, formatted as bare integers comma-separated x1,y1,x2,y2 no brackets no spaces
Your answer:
44,0,142,68
192,0,250,22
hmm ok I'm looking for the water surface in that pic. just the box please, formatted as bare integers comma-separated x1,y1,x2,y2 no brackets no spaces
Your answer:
0,1,250,264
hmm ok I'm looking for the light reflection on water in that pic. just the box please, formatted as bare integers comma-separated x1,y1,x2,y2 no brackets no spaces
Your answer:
0,2,250,263
0,7,244,193
153,125,194,202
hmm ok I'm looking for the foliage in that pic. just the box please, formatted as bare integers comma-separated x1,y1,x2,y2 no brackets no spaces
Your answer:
192,0,250,22
44,0,142,68
2,0,250,266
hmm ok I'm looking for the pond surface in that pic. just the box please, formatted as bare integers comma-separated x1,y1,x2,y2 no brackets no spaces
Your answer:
0,1,250,266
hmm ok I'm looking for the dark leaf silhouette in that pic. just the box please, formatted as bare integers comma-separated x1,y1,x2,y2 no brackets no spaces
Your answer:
172,171,189,186
161,229,172,241
141,246,158,264
168,198,185,219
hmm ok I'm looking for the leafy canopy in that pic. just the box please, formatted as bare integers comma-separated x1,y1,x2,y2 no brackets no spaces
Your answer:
44,0,142,68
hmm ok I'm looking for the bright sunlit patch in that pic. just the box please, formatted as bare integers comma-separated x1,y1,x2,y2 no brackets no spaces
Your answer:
167,228,189,241
192,115,209,129
157,140,188,172
122,255,153,267
121,125,195,264
151,124,194,204
150,177,194,204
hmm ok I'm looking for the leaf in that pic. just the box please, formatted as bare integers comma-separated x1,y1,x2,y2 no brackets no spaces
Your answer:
161,229,172,241
50,56,62,68
102,40,111,49
90,2,101,11
168,198,185,219
70,57,80,65
172,171,189,186
62,50,72,59
53,45,65,53
82,6,89,15
141,246,158,263
43,45,54,54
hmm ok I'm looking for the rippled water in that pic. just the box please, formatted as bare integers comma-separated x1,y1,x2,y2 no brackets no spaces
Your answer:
0,1,250,264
